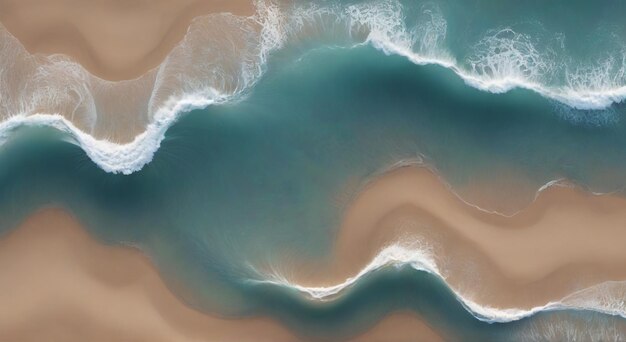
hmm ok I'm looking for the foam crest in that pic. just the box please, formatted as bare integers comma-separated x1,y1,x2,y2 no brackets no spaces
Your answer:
347,1,415,54
3,0,626,174
0,4,278,173
256,238,439,300
248,168,626,323
411,3,448,57
466,28,554,86
254,239,626,324
0,94,222,174
566,53,626,92
147,14,264,119
338,0,626,109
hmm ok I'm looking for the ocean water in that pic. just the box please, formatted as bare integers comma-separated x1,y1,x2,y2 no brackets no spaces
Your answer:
3,0,626,340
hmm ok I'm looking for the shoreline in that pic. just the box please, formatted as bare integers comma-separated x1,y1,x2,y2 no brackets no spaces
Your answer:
266,164,626,315
0,7,264,143
2,1,626,339
0,2,625,151
0,207,444,341
0,0,255,81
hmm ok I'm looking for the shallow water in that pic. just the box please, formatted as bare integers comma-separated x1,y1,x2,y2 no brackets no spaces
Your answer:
3,37,626,338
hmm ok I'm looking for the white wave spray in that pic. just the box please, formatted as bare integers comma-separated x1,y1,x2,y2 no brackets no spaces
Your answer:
251,238,626,324
246,164,626,324
2,0,626,174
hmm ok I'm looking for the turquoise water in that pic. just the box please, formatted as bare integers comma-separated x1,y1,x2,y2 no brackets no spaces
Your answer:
3,40,626,339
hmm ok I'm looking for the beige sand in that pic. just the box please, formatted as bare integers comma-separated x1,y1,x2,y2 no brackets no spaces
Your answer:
0,208,296,342
0,0,264,143
0,0,255,81
349,312,444,342
284,165,626,310
0,208,443,341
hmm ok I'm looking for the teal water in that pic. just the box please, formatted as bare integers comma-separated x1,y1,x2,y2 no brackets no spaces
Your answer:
3,40,626,339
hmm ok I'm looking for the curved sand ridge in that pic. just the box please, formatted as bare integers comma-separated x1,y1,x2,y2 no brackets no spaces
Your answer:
256,163,626,323
0,0,285,147
0,208,444,342
0,0,256,81
2,1,626,174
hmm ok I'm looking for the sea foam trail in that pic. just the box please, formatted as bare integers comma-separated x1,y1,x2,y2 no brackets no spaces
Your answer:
252,235,626,324
0,95,219,174
0,0,286,174
247,165,626,324
2,0,626,174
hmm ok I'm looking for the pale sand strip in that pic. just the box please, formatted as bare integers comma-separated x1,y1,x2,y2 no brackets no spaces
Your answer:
0,208,443,341
0,0,255,81
281,166,626,310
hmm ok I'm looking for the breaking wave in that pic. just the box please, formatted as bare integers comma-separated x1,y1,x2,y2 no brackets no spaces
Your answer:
2,0,626,173
245,164,626,325
254,241,626,324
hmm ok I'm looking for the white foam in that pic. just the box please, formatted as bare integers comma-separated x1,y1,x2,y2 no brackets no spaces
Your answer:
250,239,626,323
246,162,626,323
2,0,626,174
347,0,626,110
259,240,439,300
0,93,223,174
0,4,276,173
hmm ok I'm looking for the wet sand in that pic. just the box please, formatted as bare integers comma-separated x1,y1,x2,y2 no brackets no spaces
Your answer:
0,0,262,143
0,208,295,342
349,312,444,342
282,165,626,310
0,0,255,81
0,208,443,341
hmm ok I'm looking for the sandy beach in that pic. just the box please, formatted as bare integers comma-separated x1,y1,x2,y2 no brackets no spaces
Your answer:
0,208,444,341
0,208,296,342
349,312,444,342
282,165,626,310
0,0,255,81
0,0,263,142
2,0,626,339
